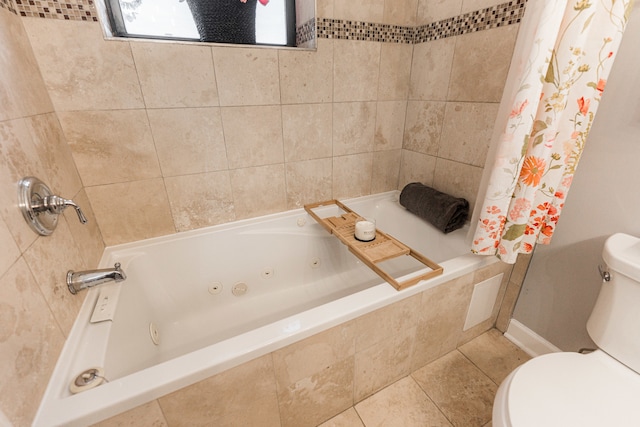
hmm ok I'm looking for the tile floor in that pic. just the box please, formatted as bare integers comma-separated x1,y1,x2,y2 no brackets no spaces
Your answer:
319,329,531,427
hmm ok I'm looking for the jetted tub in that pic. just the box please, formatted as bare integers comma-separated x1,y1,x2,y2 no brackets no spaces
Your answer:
34,191,495,426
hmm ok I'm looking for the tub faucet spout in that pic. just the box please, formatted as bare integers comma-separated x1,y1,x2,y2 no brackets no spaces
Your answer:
67,263,126,295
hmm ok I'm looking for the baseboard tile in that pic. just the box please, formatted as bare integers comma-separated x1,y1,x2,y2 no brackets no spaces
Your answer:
504,318,563,357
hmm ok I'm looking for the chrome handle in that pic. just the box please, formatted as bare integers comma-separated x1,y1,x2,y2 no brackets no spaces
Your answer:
18,177,88,236
598,264,611,282
34,195,88,224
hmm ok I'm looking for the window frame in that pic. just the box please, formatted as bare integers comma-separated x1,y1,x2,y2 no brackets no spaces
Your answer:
103,0,297,46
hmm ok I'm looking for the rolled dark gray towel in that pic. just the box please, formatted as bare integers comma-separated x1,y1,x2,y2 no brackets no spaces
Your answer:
399,183,469,233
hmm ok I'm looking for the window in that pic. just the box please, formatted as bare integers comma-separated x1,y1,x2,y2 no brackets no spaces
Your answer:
105,0,296,46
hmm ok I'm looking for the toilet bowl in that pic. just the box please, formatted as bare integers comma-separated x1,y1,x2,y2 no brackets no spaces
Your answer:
493,233,640,427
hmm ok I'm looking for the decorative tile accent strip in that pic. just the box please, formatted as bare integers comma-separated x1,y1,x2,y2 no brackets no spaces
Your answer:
317,18,413,44
0,0,17,14
415,0,527,43
296,17,315,46
14,0,98,21
318,0,527,44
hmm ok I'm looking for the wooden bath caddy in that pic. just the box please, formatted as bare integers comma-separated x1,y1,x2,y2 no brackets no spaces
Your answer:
304,200,443,291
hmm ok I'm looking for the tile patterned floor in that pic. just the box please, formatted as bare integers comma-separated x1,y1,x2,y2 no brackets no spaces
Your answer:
319,329,530,427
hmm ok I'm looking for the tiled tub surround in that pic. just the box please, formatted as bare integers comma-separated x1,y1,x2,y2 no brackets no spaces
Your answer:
91,258,514,426
36,191,488,425
0,0,525,425
18,0,521,248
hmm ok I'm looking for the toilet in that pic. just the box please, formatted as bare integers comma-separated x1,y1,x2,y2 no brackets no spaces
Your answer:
493,233,640,426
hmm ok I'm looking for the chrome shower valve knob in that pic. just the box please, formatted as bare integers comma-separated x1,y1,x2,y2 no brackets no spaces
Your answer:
18,176,88,236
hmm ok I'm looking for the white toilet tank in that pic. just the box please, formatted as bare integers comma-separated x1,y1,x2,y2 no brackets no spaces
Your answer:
587,233,640,374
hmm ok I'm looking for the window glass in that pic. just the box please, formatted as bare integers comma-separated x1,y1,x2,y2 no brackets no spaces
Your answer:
114,0,289,45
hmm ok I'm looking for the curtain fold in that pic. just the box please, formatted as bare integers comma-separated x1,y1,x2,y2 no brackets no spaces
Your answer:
472,0,635,263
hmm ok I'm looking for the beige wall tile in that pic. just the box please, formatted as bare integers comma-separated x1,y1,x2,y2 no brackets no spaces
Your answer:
63,188,105,269
93,400,167,427
278,357,355,427
318,408,365,427
355,377,452,426
383,0,418,26
462,0,504,14
0,216,19,276
229,164,287,219
0,258,65,427
432,158,483,213
0,9,52,121
378,43,413,101
0,119,47,251
371,150,401,193
283,103,332,162
221,105,284,169
412,350,497,426
403,100,446,155
23,19,144,111
354,326,415,401
333,153,373,199
333,40,381,102
448,24,519,102
409,37,456,101
23,218,88,335
411,274,474,370
496,279,522,332
334,0,385,22
333,102,376,156
375,101,407,151
398,150,437,189
148,107,228,176
439,102,499,167
273,321,356,389
212,46,280,106
159,355,280,426
355,293,421,352
416,0,462,24
279,38,333,104
285,158,333,208
164,171,235,232
86,179,176,246
25,113,82,198
317,0,334,17
131,42,218,108
296,0,316,24
59,110,161,186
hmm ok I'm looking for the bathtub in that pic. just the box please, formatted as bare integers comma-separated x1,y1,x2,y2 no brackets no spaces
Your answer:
34,191,495,426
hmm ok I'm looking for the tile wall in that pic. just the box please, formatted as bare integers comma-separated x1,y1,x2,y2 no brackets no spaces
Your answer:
0,0,524,425
0,6,105,425
12,0,521,247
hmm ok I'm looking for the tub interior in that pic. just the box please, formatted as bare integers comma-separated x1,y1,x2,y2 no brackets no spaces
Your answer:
102,193,469,379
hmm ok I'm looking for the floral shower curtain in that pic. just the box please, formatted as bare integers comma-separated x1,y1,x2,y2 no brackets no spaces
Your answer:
471,0,635,264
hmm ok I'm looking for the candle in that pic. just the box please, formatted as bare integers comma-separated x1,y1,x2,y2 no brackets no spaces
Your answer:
355,219,376,241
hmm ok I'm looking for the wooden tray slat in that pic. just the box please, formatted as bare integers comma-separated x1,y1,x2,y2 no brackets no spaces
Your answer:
304,199,444,291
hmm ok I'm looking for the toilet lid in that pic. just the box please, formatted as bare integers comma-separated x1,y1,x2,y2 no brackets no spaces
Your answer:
507,350,640,427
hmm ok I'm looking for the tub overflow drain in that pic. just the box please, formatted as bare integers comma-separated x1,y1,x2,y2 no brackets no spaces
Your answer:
69,367,107,394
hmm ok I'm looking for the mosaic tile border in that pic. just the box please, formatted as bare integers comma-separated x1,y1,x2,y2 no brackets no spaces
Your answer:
4,0,525,43
318,0,527,44
415,0,527,43
317,19,413,44
12,0,98,21
0,0,17,14
296,16,315,46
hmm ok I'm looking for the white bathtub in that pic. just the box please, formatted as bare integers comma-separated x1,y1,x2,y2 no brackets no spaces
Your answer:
34,191,495,426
